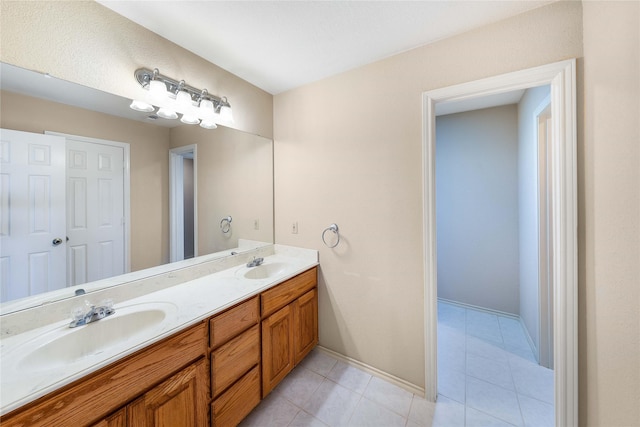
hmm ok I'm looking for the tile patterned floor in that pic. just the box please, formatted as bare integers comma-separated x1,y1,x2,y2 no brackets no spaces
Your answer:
240,301,553,426
434,301,554,427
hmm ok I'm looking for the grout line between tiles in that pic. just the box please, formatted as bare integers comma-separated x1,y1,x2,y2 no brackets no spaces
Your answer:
437,301,553,427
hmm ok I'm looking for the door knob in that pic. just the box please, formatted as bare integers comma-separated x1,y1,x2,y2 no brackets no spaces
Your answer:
52,238,63,246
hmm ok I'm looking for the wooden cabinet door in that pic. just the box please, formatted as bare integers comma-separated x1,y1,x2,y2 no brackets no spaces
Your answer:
261,304,294,397
294,288,318,365
127,358,208,427
92,408,126,427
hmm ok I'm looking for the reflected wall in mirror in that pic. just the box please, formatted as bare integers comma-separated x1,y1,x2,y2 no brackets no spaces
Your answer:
0,62,274,312
170,125,273,257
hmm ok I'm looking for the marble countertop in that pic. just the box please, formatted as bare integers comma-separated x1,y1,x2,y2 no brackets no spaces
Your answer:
0,245,318,416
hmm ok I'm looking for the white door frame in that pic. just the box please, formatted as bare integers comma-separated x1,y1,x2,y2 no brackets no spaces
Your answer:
422,59,577,426
169,145,198,262
535,95,554,370
46,131,131,273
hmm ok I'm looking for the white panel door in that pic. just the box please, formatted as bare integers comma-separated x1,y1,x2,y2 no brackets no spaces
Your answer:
66,138,125,285
0,129,66,302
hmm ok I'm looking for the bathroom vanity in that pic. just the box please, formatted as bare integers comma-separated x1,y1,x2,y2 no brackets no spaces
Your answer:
0,246,318,427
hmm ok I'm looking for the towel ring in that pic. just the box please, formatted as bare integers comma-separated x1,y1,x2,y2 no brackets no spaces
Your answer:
322,223,340,248
220,216,232,234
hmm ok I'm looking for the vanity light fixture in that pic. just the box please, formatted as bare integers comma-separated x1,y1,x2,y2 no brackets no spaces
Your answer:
130,67,233,129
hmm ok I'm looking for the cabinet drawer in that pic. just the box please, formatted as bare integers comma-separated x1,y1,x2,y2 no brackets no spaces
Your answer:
261,267,317,318
211,324,260,398
210,296,259,349
212,366,261,427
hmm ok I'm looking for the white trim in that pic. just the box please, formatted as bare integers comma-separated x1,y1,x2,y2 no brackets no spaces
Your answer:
520,316,539,360
533,94,552,119
422,89,439,403
45,131,131,273
169,145,198,262
534,94,553,369
437,297,520,321
315,346,426,397
422,59,578,426
169,152,185,262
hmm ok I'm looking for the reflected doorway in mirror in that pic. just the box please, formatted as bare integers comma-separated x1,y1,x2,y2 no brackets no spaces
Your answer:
170,145,197,262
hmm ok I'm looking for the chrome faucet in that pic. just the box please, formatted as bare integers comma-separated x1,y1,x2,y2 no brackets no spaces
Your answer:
70,299,115,328
246,257,264,268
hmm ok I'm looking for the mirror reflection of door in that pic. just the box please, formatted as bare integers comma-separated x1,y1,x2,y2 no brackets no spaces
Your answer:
0,129,128,301
64,135,126,286
169,145,197,262
0,129,66,301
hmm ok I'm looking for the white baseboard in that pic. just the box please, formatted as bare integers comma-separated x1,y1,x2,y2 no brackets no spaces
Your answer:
437,297,519,320
315,346,426,398
519,317,540,363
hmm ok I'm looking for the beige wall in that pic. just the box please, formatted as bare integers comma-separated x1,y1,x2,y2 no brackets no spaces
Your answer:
170,125,274,255
436,105,520,314
0,90,170,271
274,1,582,391
581,1,640,425
0,1,273,139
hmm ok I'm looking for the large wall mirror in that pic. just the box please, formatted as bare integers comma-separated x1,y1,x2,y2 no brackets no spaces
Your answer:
0,62,274,314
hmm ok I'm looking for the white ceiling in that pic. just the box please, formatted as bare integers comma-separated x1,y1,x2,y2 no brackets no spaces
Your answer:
98,0,554,95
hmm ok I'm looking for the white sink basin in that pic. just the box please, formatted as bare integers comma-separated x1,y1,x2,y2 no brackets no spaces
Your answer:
241,262,289,280
14,302,178,371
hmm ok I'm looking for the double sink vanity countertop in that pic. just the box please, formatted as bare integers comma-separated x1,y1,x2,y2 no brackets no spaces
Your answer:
0,245,318,415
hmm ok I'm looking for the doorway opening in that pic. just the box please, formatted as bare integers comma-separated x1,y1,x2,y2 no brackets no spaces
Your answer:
434,89,554,424
169,145,198,262
422,59,578,426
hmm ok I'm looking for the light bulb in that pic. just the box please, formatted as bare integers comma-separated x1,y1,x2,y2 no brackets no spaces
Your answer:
180,114,200,125
199,99,215,119
219,105,234,123
149,80,168,103
129,99,154,112
199,119,218,129
176,90,193,110
157,107,178,119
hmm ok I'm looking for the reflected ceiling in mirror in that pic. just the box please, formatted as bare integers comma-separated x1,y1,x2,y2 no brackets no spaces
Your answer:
0,62,274,314
0,62,178,128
